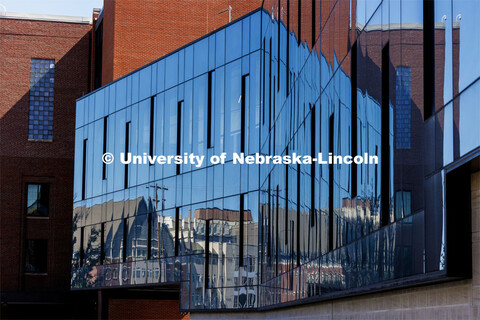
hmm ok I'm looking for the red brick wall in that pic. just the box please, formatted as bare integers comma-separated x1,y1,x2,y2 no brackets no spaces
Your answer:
101,0,262,85
108,299,189,320
0,17,91,295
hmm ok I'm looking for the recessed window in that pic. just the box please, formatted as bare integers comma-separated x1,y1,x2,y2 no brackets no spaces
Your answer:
395,66,412,149
25,239,48,273
26,183,49,217
395,190,412,221
28,59,55,141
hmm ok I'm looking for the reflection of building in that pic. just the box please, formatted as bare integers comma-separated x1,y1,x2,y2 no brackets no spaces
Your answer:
72,0,480,319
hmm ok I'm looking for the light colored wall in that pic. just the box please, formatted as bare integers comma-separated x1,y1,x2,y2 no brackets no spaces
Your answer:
192,171,480,319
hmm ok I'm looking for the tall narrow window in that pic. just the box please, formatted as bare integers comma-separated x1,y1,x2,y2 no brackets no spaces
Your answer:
310,105,316,227
381,43,390,227
208,71,215,149
100,222,105,264
285,150,289,245
80,227,85,267
277,1,281,92
263,38,266,125
28,58,54,141
328,114,334,251
147,212,152,259
275,185,280,277
241,75,249,153
103,116,108,179
175,207,180,256
124,122,130,189
204,219,210,288
122,218,127,262
395,67,412,149
269,38,273,131
424,0,435,120
351,42,358,198
82,139,87,200
26,184,49,217
239,194,245,266
296,163,301,266
176,101,183,175
25,239,48,273
149,96,155,162
267,175,271,259
286,0,290,96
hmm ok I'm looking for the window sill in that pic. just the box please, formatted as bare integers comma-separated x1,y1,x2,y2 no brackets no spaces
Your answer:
24,272,48,275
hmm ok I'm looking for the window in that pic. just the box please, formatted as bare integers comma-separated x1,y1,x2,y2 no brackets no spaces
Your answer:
103,116,108,179
381,43,390,227
25,239,48,273
395,191,412,221
28,59,54,141
26,184,49,217
395,66,412,149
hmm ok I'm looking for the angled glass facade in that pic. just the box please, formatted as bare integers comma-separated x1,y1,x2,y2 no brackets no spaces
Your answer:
72,0,479,312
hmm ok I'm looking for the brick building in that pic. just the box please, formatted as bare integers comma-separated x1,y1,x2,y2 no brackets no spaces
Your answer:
0,12,94,318
92,0,262,89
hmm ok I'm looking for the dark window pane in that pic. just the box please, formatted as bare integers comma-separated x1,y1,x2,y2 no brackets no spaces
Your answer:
26,184,49,217
25,239,48,273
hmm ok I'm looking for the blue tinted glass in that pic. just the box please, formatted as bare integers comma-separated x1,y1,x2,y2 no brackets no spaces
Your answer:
28,58,54,140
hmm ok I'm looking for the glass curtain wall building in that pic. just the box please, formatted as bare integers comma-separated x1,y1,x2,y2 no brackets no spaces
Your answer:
72,0,479,312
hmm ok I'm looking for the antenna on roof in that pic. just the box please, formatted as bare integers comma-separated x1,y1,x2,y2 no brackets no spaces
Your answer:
218,5,232,23
0,3,6,16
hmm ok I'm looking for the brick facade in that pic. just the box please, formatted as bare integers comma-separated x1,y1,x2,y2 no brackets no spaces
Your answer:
99,0,262,85
108,299,190,320
0,16,92,317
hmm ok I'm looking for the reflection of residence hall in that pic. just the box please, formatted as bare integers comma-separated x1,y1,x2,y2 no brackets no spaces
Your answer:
73,0,480,318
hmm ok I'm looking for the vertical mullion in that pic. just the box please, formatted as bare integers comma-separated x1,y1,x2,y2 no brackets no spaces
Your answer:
381,43,390,227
